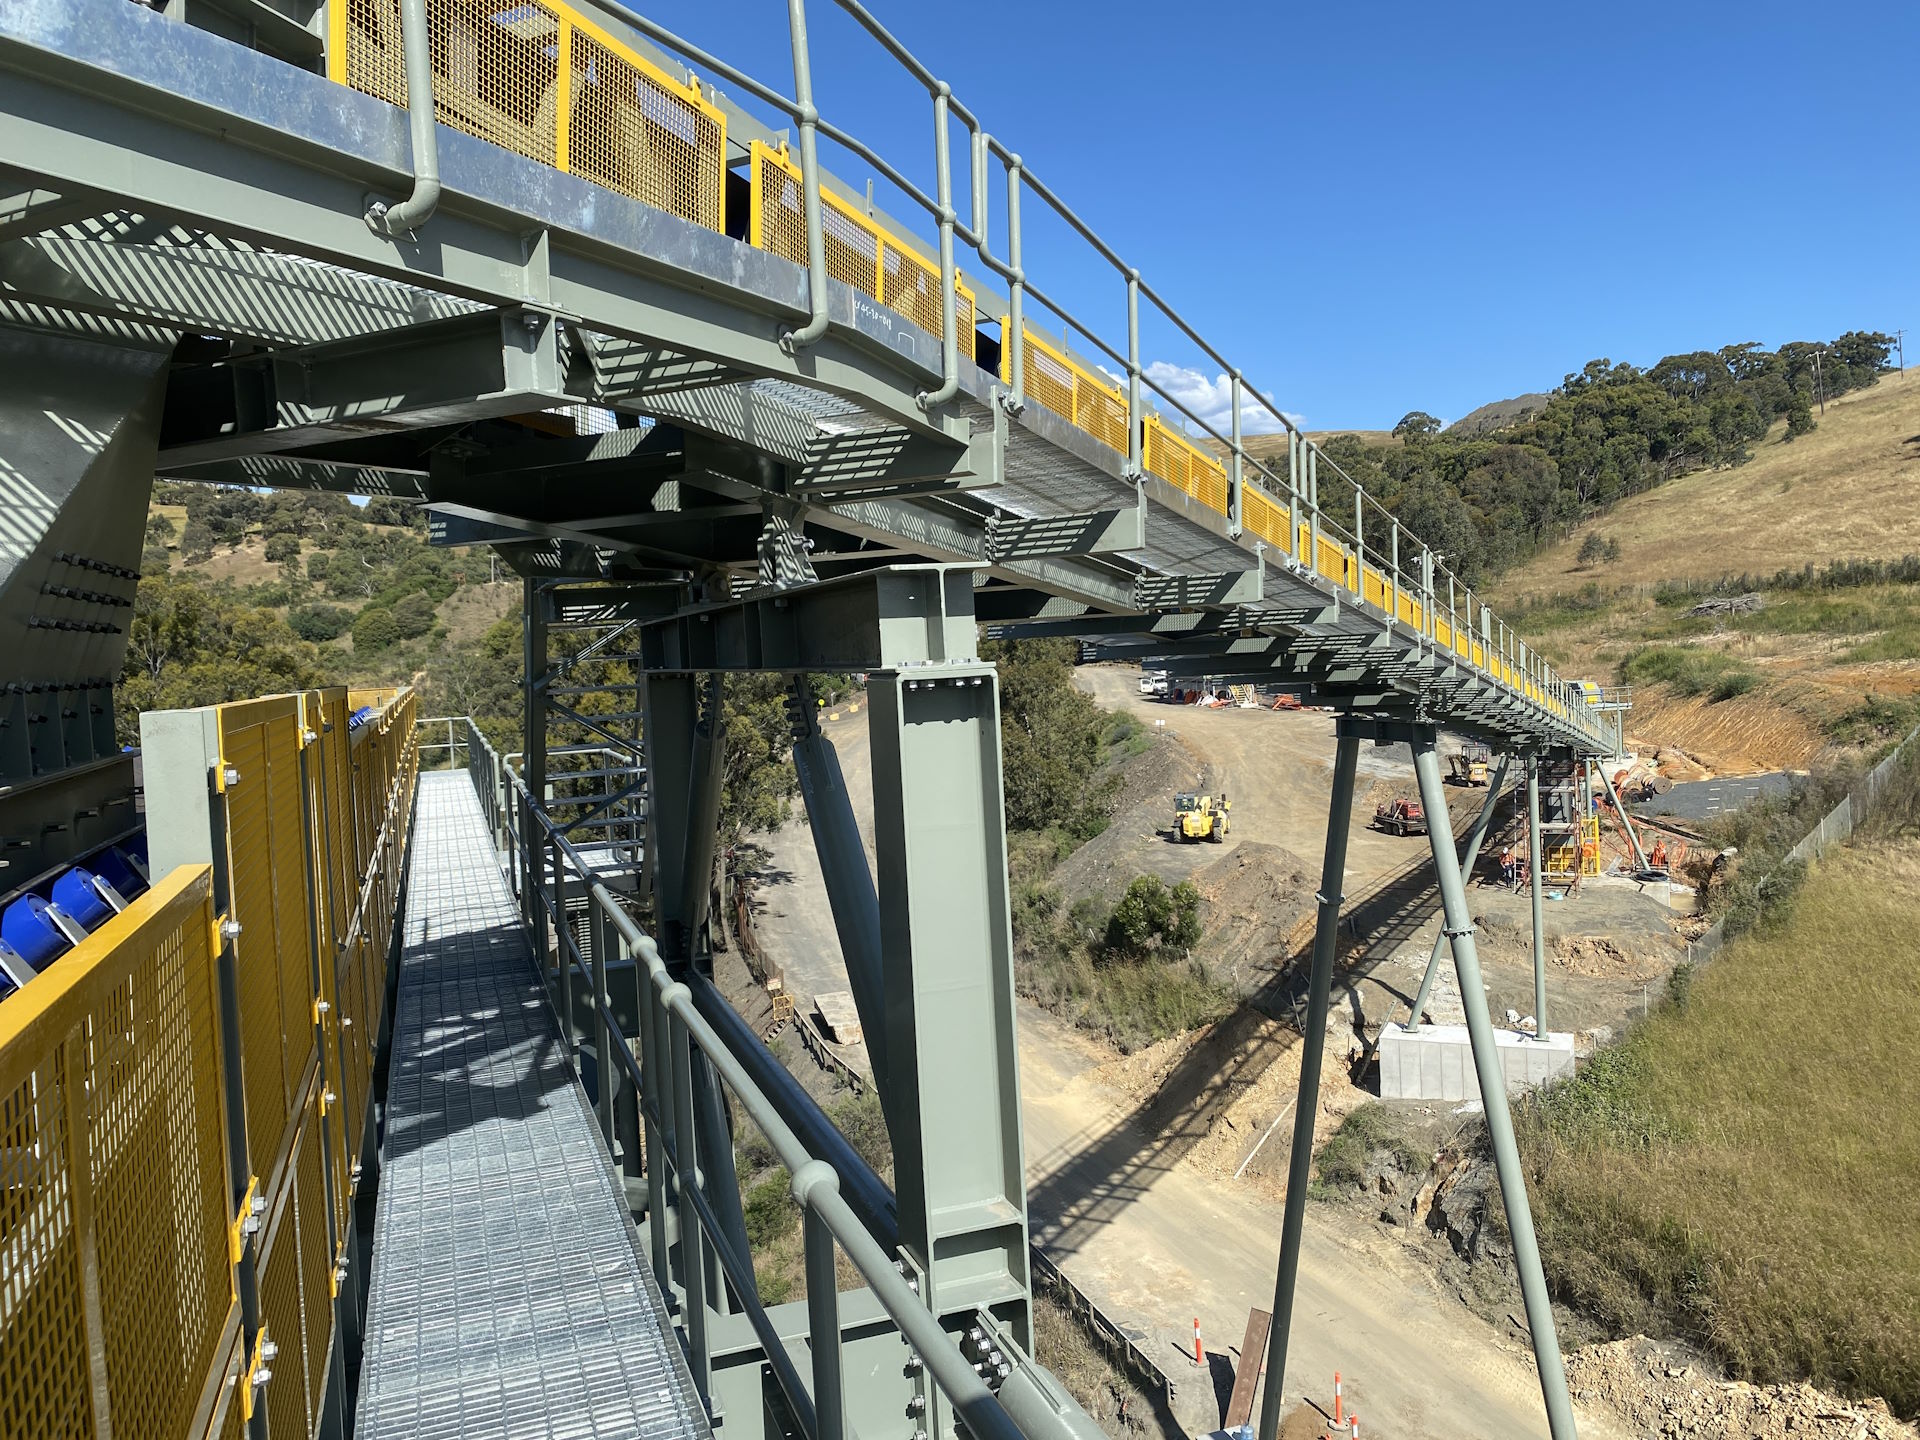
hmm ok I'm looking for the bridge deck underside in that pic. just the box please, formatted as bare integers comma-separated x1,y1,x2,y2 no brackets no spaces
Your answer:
357,771,706,1440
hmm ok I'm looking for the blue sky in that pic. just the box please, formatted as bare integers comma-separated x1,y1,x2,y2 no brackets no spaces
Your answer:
638,0,1917,432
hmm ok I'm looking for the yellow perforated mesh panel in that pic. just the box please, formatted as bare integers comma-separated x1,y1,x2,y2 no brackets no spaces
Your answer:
256,1180,309,1440
217,717,290,1174
1241,485,1287,552
750,142,976,360
1006,329,1130,454
294,1093,333,1426
1144,416,1228,512
571,27,724,227
0,869,233,1440
339,0,724,231
0,1047,92,1438
265,714,317,1118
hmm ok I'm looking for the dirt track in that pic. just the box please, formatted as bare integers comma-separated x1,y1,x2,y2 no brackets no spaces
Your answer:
743,678,1628,1438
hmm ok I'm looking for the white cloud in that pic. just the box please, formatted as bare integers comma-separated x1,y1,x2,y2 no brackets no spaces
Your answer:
1142,362,1299,438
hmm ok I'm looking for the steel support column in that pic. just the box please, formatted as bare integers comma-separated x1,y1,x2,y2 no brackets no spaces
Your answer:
1255,733,1360,1440
1406,753,1511,1028
867,655,1032,1380
788,679,890,1099
1594,760,1651,873
644,667,755,1311
1527,755,1547,1037
1410,739,1578,1440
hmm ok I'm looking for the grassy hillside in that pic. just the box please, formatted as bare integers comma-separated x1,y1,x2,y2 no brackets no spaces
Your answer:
1516,791,1920,1416
1499,368,1920,598
129,486,524,742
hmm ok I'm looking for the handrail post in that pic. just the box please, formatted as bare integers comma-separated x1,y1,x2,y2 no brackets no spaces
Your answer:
1227,370,1244,537
918,84,961,409
591,901,615,1149
364,0,441,236
1288,431,1302,565
794,1165,847,1440
1125,269,1142,477
1353,490,1365,599
1307,443,1320,580
1002,153,1025,413
666,996,712,1401
1390,520,1401,626
779,0,830,353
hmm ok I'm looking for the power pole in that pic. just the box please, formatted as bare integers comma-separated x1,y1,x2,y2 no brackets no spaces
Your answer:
1896,329,1906,374
1813,349,1826,415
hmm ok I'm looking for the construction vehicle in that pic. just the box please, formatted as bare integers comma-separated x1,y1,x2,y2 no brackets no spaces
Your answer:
1173,791,1231,843
1372,797,1428,836
1139,667,1169,697
1448,743,1492,787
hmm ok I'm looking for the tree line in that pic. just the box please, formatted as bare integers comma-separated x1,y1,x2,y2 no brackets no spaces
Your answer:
1312,330,1895,584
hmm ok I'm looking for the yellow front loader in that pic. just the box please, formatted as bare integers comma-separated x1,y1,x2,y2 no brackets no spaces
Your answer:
1173,791,1231,843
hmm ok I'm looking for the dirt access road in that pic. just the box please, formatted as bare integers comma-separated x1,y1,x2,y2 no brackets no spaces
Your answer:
745,689,1622,1438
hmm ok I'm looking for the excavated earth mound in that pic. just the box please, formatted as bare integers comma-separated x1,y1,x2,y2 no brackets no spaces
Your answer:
1568,1337,1918,1440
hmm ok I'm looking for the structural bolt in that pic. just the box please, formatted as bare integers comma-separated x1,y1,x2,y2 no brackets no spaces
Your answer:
316,1000,330,1014
260,1340,279,1362
252,1367,272,1388
223,766,240,786
906,1397,925,1415
904,1353,922,1372
221,919,242,941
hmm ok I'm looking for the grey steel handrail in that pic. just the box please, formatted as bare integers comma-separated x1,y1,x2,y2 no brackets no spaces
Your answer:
574,0,1607,746
451,716,1030,1440
364,0,440,236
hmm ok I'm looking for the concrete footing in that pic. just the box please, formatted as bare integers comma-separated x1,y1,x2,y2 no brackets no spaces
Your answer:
1377,1022,1575,1101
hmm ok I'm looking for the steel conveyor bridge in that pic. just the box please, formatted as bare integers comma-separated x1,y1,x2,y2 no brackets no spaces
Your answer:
0,0,1622,1436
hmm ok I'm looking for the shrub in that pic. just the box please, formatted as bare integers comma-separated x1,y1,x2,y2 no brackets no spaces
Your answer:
264,534,300,563
289,604,351,643
1618,644,1762,702
392,591,436,639
180,519,215,564
1314,1103,1424,1191
352,606,399,651
1104,875,1201,957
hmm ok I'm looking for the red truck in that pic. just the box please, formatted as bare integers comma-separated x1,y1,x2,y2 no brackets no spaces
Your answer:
1372,798,1428,837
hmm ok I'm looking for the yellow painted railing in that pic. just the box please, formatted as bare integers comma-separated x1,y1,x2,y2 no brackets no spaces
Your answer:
333,0,727,231
749,141,977,362
0,866,234,1440
0,687,418,1440
1142,415,1227,512
1000,326,1130,454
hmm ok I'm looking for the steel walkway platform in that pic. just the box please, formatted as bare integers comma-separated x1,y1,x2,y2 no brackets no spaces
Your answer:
356,770,709,1440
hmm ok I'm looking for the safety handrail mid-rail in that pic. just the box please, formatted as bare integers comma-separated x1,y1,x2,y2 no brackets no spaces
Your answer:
548,0,1603,744
440,716,1025,1440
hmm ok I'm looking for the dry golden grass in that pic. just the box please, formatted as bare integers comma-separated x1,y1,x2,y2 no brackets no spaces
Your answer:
439,579,517,646
181,536,284,588
1518,840,1920,1415
1500,369,1920,598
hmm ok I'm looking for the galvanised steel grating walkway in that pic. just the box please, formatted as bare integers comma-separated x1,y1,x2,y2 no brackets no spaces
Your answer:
356,770,709,1440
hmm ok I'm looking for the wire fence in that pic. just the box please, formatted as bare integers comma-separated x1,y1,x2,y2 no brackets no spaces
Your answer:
1682,723,1920,968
